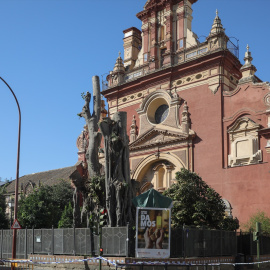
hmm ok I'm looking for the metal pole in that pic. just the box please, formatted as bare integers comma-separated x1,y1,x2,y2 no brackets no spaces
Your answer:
99,226,102,270
0,77,21,269
32,227,34,254
1,229,3,259
255,222,261,269
126,222,129,257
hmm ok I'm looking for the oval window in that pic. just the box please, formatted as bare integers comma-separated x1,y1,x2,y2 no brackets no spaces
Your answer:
155,104,169,124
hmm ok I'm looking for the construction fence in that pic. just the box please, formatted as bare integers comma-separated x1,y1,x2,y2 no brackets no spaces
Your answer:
1,226,270,259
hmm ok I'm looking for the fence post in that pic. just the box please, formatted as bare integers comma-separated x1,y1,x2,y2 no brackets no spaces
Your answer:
182,224,185,258
32,227,34,254
0,229,3,259
220,230,223,257
51,226,54,255
250,231,253,255
73,226,76,256
24,227,27,259
126,222,130,257
235,230,238,255
203,226,206,257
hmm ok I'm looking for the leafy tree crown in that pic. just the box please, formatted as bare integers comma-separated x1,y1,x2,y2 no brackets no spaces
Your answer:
163,169,239,230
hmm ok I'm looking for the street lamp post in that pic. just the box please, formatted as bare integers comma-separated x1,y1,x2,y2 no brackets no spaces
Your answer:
0,77,21,265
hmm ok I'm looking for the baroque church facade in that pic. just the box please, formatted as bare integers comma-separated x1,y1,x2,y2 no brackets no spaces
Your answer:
100,0,270,224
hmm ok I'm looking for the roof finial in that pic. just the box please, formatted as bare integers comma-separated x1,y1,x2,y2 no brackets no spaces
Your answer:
118,51,121,57
239,43,257,83
209,8,224,35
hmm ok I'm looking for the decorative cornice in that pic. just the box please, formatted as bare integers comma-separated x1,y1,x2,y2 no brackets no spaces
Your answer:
137,0,197,20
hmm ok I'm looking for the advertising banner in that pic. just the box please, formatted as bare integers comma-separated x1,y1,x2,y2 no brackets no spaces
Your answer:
136,207,171,258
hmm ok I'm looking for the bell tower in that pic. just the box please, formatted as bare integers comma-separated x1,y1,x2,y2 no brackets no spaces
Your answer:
136,0,198,70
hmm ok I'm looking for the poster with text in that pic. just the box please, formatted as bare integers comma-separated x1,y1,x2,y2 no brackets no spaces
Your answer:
136,207,171,258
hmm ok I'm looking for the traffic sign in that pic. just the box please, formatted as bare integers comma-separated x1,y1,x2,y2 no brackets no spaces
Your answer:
11,219,22,229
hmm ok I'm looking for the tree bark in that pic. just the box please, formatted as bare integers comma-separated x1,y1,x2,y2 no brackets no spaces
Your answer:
78,76,102,178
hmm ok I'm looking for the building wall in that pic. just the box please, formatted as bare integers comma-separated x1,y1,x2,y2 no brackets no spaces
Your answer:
102,0,270,224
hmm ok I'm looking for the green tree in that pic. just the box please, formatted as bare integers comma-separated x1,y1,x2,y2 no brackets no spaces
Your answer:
163,169,239,230
58,202,73,228
0,185,9,228
18,180,73,228
242,210,270,234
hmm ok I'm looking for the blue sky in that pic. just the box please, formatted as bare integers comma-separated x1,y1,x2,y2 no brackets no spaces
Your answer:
0,0,269,181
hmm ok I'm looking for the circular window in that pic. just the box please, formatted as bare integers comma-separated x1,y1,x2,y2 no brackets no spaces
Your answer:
155,104,169,124
137,93,142,97
176,80,182,85
122,97,127,102
186,77,191,82
147,97,169,125
130,95,135,99
195,74,202,79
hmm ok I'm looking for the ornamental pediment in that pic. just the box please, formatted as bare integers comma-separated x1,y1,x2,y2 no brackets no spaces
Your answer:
228,117,260,134
129,127,193,151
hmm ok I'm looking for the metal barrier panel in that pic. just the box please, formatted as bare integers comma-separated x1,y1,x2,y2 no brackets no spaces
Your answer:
62,228,74,255
26,230,33,256
2,230,12,259
204,229,221,257
261,235,270,255
185,228,204,257
75,228,92,256
16,230,26,259
237,232,252,255
102,227,127,256
53,229,64,255
170,229,183,258
41,229,53,254
222,231,237,256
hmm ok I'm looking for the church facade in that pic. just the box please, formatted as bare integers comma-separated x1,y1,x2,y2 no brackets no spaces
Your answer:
101,0,270,224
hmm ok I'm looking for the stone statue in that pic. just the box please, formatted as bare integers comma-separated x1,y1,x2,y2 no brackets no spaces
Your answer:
99,112,133,227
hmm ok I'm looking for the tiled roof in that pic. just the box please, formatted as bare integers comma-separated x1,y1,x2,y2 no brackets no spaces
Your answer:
5,166,77,195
